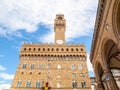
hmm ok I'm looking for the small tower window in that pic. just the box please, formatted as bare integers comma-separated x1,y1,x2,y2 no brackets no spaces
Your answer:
43,48,45,51
52,48,54,51
38,48,40,51
81,48,83,51
66,48,69,51
33,48,36,51
76,48,78,51
24,48,27,51
29,48,31,51
58,16,62,20
61,48,64,51
47,48,50,51
71,48,74,51
56,48,59,51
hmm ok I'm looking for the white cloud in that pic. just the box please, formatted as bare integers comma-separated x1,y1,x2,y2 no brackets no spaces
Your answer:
0,65,6,71
0,0,98,43
0,73,14,80
87,54,94,72
0,84,10,90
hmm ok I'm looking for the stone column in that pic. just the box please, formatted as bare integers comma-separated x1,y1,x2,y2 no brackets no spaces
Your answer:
104,68,119,90
96,79,104,90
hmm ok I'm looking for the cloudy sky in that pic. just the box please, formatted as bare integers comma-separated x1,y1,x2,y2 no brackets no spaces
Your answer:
0,0,98,89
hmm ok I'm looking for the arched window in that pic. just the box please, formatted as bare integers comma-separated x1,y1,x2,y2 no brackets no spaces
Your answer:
61,48,64,51
57,82,61,88
72,81,77,88
71,64,75,69
26,81,31,88
29,48,31,51
22,63,26,69
81,81,86,88
30,64,34,69
36,81,40,88
78,64,83,69
39,64,43,69
38,48,40,51
16,80,22,87
48,63,50,68
33,48,36,51
81,48,83,51
57,64,61,69
24,48,26,51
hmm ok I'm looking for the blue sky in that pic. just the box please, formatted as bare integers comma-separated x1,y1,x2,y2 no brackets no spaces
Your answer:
0,0,98,89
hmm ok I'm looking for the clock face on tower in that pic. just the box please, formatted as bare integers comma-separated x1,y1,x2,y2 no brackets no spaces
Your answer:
56,40,64,44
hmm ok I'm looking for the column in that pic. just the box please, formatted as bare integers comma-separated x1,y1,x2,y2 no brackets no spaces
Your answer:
96,80,104,90
104,68,119,90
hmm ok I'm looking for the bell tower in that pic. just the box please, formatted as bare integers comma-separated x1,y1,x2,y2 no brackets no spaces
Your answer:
54,14,66,45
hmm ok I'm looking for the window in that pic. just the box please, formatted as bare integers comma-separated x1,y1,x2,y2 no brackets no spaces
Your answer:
38,48,40,51
39,64,43,69
61,48,64,51
56,48,59,51
57,82,61,88
21,72,24,74
30,72,32,74
57,64,61,69
78,64,83,69
36,81,40,88
71,48,74,51
66,48,69,51
48,64,50,68
81,81,86,88
72,73,76,78
30,64,34,69
58,74,61,78
22,63,26,69
52,48,54,51
33,48,36,51
29,48,31,51
81,48,83,51
71,64,75,69
76,48,78,51
80,73,84,77
72,81,77,88
43,48,45,51
16,80,22,87
24,48,26,51
26,81,31,88
47,48,50,51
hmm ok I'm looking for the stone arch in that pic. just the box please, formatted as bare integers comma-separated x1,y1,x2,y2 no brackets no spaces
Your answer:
112,0,120,40
101,39,120,89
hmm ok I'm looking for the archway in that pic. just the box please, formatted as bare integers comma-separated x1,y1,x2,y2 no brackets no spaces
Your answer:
103,39,120,89
113,0,120,40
